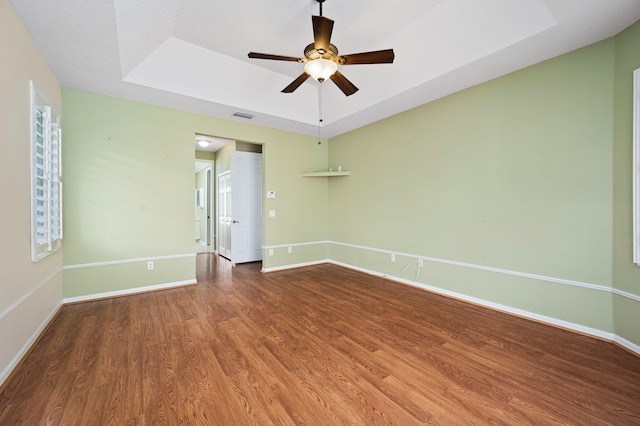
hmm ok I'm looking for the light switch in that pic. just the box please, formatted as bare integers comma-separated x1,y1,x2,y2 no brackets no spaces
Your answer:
269,210,276,217
267,191,276,199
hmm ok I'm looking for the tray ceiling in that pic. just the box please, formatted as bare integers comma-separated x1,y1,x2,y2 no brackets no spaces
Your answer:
11,0,640,137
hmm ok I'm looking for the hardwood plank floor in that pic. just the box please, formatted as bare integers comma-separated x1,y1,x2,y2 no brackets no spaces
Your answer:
1,254,639,425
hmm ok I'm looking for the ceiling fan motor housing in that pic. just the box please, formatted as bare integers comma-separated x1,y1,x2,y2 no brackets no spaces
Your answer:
304,43,339,62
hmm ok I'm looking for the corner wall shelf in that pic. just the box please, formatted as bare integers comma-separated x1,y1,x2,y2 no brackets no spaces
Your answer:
301,171,351,177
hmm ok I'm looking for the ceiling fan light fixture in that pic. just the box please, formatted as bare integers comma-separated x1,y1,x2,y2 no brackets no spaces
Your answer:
304,58,337,82
247,0,393,96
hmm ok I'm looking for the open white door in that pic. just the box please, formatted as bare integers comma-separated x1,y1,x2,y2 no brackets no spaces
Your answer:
230,151,263,264
217,171,232,259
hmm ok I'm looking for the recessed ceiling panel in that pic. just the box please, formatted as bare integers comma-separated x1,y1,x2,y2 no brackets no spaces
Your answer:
123,37,319,124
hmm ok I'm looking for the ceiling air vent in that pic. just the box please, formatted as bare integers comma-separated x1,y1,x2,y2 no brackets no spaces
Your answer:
233,112,254,120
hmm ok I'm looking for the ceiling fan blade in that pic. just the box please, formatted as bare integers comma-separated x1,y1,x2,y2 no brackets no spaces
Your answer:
248,52,302,62
339,49,395,65
312,15,334,52
330,71,359,96
282,73,311,93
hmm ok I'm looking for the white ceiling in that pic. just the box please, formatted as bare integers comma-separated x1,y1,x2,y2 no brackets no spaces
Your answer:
11,0,640,138
195,134,232,153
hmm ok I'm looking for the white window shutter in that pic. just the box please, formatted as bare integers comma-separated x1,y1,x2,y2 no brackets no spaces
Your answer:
31,81,62,261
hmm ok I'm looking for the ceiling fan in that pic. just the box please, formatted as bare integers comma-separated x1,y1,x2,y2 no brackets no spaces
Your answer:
248,0,395,96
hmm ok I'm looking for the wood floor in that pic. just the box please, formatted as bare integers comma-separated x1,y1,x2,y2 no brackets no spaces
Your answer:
1,255,639,425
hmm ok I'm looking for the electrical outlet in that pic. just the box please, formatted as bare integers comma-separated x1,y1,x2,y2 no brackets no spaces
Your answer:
268,248,274,256
147,261,154,270
418,259,424,268
269,210,276,217
288,246,292,253
391,253,396,262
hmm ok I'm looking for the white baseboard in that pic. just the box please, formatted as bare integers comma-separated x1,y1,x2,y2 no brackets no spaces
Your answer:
0,302,62,387
63,280,197,304
613,334,640,355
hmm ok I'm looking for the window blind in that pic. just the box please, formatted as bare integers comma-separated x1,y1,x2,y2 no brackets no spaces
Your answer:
31,81,62,261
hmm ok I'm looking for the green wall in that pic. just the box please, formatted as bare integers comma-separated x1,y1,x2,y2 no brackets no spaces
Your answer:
195,150,215,161
215,140,236,176
329,38,618,334
62,90,197,297
62,88,328,298
612,21,640,346
237,141,263,153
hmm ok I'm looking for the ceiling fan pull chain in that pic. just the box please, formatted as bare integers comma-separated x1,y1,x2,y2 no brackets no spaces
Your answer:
318,81,323,143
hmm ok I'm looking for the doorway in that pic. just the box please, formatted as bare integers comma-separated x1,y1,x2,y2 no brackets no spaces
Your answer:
195,161,213,254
